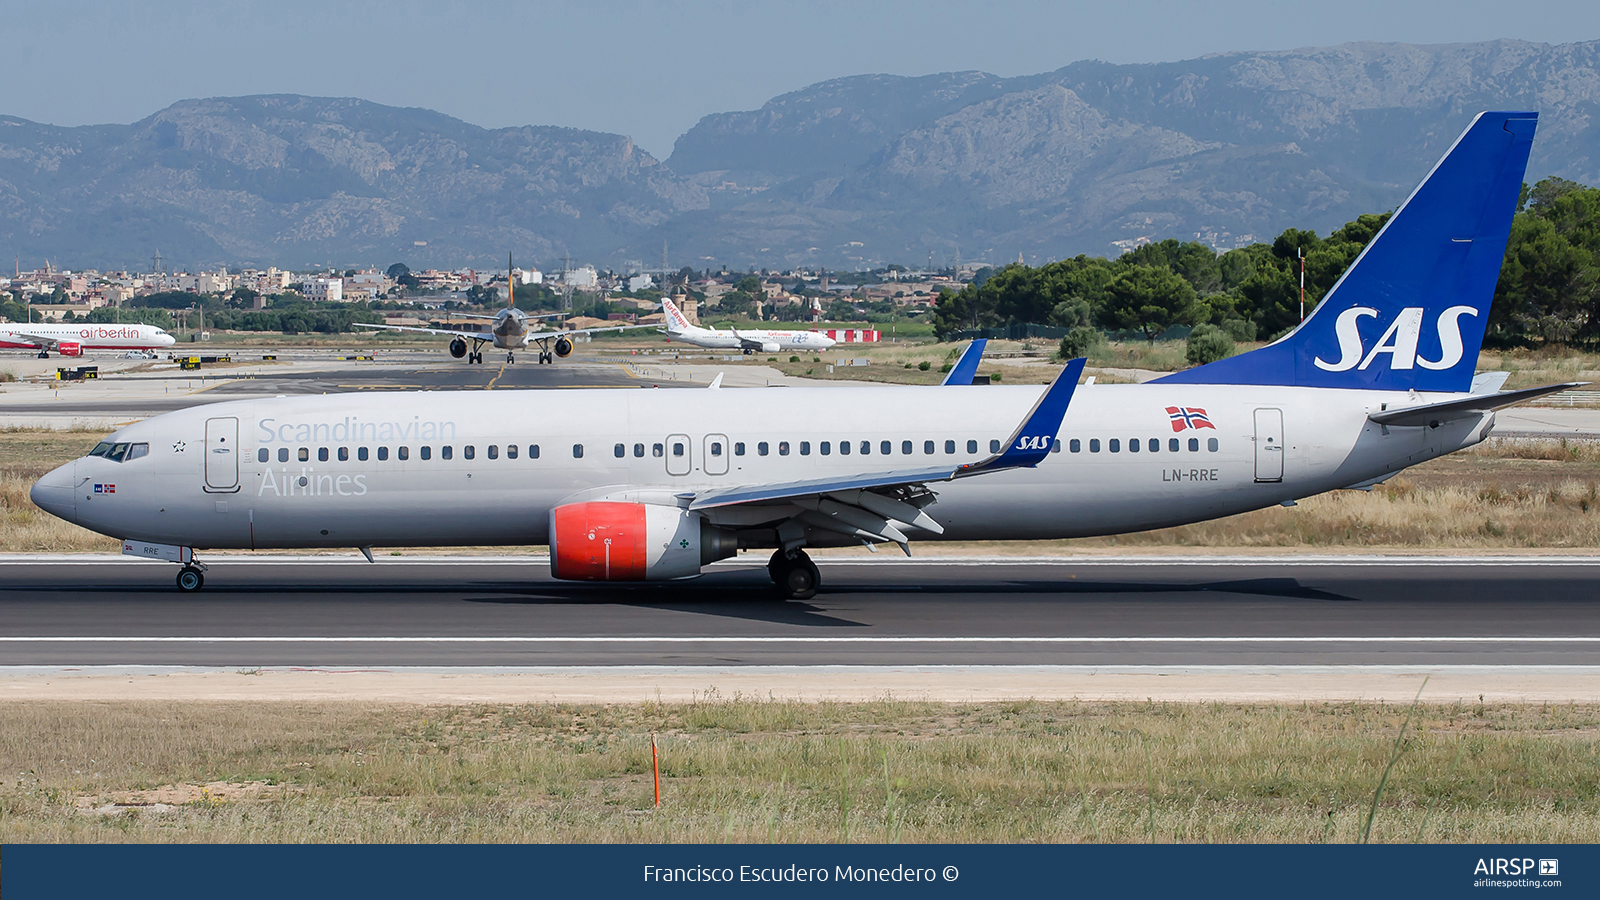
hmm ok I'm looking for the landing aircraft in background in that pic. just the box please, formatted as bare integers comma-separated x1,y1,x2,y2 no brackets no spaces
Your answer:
1,322,176,358
356,255,653,364
32,112,1582,599
660,296,837,354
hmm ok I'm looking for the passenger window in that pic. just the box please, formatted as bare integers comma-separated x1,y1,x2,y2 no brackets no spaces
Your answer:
633,443,644,457
672,442,684,457
1051,439,1061,453
488,445,499,460
944,440,955,454
800,441,810,456
398,446,409,460
1070,439,1081,453
299,448,309,462
735,442,745,456
338,447,349,461
990,440,1001,453
464,445,475,460
966,440,977,454
1208,437,1219,452
778,441,790,456
1188,438,1200,452
318,447,329,462
420,446,431,461
278,448,289,463
258,448,269,463
902,440,913,455
359,447,369,461
758,442,769,456
821,441,831,456
838,441,849,456
1148,438,1159,452
614,443,625,458
711,442,723,457
881,441,891,455
1169,438,1180,452
1109,439,1120,453
860,441,871,455
378,447,389,461
1089,439,1100,453
924,440,935,454
442,446,453,460
573,444,584,458
507,445,518,459
652,443,663,457
1129,439,1140,453
529,445,540,459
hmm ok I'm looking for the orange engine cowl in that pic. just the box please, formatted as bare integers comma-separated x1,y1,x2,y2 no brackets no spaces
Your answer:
549,501,736,581
58,342,83,357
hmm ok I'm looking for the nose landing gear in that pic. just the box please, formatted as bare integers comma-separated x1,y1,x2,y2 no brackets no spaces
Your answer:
176,563,207,592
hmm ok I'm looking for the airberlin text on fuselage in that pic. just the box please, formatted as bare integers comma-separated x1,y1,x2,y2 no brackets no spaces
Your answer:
256,416,458,445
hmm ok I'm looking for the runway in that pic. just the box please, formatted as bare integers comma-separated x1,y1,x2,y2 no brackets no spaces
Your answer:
2,556,1597,669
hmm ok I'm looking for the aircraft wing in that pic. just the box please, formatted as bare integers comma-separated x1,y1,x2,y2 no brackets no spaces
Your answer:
686,359,1087,552
452,311,566,320
523,323,658,343
1367,382,1587,427
354,322,493,342
4,330,62,350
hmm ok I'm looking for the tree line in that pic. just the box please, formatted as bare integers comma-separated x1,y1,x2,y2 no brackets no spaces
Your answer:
932,177,1600,351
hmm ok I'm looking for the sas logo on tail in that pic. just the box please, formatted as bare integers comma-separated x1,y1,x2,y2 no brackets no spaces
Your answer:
1314,305,1478,372
1166,407,1215,432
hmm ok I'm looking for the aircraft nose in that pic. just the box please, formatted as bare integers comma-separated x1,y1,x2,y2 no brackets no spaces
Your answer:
158,333,176,346
30,461,77,523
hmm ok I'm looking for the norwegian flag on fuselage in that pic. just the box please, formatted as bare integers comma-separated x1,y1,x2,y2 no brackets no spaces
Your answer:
1165,407,1215,432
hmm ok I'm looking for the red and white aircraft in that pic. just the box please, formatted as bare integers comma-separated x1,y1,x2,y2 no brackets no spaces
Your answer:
29,112,1582,597
1,322,176,358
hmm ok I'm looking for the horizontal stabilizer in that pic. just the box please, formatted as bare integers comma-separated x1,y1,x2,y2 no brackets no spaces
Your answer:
1367,382,1586,427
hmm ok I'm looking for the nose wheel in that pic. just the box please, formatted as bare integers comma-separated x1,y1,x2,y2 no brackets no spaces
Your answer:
176,565,205,592
767,549,819,600
507,351,515,364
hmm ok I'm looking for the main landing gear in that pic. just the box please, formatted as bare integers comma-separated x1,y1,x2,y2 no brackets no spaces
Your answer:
37,350,49,359
176,562,208,592
507,351,515,364
468,351,484,364
538,351,553,364
768,549,820,600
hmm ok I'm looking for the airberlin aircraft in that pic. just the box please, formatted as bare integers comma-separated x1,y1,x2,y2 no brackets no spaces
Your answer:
1,321,176,357
30,111,1582,597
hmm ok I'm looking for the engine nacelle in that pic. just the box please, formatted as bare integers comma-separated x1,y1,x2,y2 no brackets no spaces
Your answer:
449,338,468,358
760,341,780,353
554,337,573,358
58,342,83,357
549,501,737,581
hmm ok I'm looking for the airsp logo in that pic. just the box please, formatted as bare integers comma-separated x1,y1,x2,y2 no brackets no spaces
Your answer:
1314,305,1478,372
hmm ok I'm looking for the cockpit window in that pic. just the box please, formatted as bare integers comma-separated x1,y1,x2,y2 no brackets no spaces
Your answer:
88,441,148,463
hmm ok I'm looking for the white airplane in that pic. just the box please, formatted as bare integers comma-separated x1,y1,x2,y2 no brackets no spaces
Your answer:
356,255,654,364
1,321,176,358
660,295,837,354
31,111,1580,600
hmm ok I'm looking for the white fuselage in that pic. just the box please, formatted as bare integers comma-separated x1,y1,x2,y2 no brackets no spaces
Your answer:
664,324,836,353
33,382,1490,551
0,322,176,351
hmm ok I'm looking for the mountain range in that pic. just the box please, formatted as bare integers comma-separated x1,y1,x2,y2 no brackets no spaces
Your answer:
2,38,1597,273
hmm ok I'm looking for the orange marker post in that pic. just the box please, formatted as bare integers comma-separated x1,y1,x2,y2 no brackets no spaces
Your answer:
652,733,661,808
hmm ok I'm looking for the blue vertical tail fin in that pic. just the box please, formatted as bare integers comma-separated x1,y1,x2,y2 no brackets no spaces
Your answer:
1156,111,1537,392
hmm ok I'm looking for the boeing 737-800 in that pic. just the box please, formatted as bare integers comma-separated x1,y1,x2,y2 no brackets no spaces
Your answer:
31,112,1579,599
1,322,176,357
660,297,837,354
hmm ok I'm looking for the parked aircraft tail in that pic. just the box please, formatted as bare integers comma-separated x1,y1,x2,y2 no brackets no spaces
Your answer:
1155,111,1537,393
661,295,693,333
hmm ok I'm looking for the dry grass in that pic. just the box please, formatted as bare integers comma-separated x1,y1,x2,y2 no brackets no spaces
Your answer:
0,699,1594,843
1476,347,1600,392
0,430,120,552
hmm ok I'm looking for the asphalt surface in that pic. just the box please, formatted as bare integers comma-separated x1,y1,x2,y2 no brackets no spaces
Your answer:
1,557,1596,668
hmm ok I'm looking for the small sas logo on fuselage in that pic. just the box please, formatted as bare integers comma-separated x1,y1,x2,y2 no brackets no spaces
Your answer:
93,483,115,494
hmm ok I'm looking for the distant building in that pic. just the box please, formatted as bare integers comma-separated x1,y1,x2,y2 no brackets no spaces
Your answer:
564,266,598,289
302,277,343,302
514,267,542,285
627,273,654,292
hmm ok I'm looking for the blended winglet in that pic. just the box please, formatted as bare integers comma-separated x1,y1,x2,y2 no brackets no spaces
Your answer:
941,339,988,385
958,357,1086,475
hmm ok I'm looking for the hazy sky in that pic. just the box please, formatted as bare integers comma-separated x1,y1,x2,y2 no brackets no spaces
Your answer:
5,0,1598,159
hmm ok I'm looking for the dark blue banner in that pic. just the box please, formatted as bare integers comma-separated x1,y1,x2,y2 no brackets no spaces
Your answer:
2,843,1591,899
